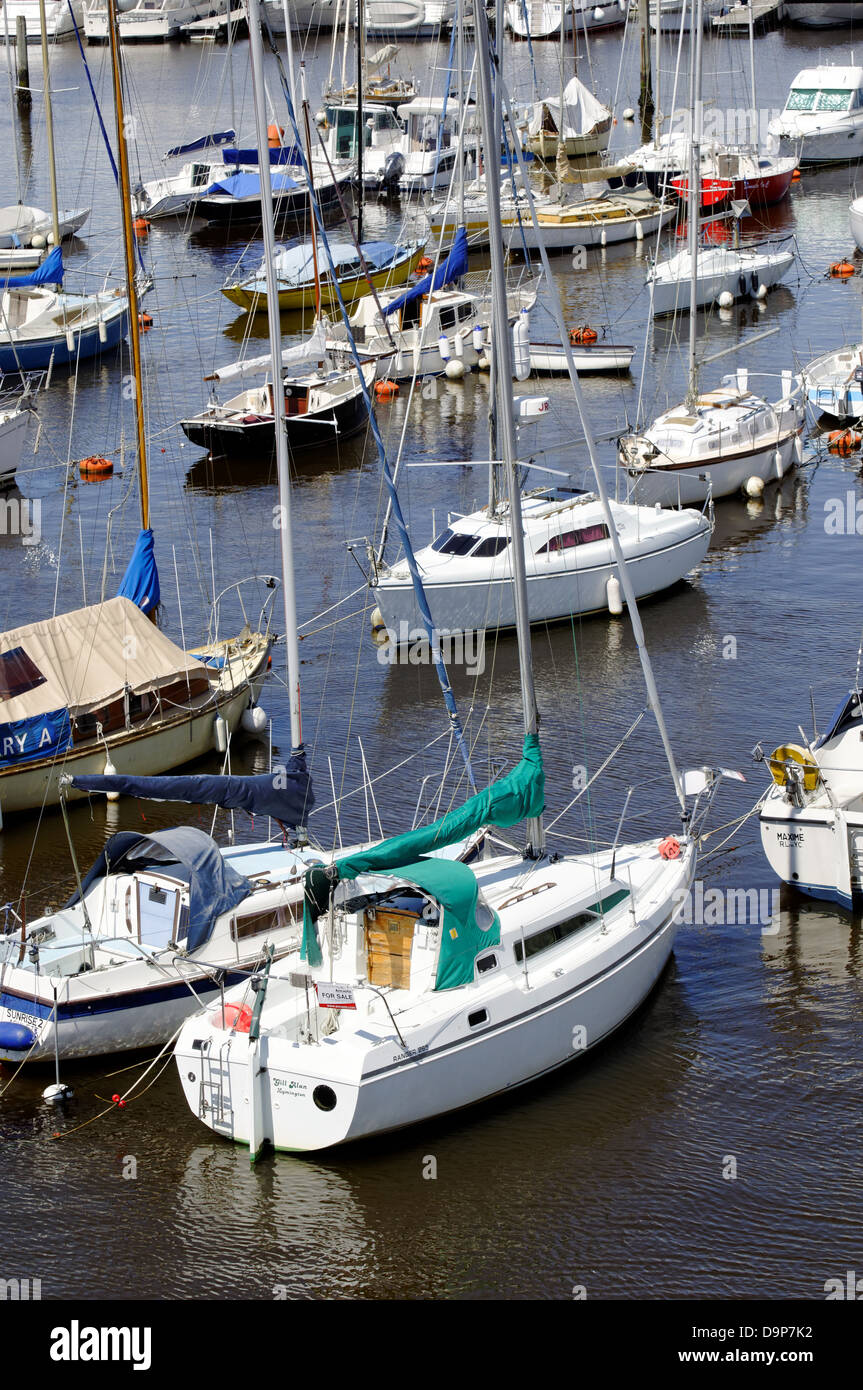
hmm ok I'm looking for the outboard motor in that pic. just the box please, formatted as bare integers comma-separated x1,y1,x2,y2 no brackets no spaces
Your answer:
382,151,406,193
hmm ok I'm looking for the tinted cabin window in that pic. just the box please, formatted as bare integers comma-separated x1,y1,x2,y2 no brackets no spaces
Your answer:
538,523,609,555
514,911,597,963
786,89,817,112
457,302,473,322
471,536,509,559
0,648,47,701
438,307,457,330
430,528,480,556
816,89,852,112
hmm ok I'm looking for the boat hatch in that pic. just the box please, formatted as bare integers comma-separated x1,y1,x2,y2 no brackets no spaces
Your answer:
135,872,189,948
364,901,422,989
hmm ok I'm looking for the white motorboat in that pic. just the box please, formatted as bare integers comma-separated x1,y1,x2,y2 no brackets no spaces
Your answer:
371,486,712,635
529,338,634,373
505,0,627,40
365,0,456,36
396,97,476,196
647,243,795,316
758,688,863,910
0,204,90,249
526,74,613,161
262,0,342,28
0,395,31,488
801,341,863,419
784,2,863,26
619,372,805,506
2,0,84,39
83,0,225,39
768,65,863,165
312,101,406,192
850,194,863,251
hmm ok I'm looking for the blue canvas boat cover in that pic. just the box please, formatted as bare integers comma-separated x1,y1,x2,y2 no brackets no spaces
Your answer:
165,130,236,157
221,146,302,166
70,755,314,828
382,227,467,315
116,528,160,615
270,239,398,285
66,827,252,953
205,170,300,200
2,246,64,288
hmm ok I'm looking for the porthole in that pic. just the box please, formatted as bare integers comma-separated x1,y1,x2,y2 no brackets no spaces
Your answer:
313,1085,337,1112
468,1009,488,1028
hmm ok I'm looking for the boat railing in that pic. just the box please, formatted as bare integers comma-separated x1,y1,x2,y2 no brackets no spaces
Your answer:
206,573,281,649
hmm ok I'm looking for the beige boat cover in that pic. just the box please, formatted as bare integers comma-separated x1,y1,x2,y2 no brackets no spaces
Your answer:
0,597,209,723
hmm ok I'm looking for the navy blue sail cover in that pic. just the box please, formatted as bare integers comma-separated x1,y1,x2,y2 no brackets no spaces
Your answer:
2,246,64,288
382,227,468,316
221,146,303,166
165,130,236,157
116,528,160,615
66,827,252,952
0,708,71,765
70,756,314,826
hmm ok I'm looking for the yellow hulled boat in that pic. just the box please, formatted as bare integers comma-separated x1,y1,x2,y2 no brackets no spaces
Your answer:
223,237,428,313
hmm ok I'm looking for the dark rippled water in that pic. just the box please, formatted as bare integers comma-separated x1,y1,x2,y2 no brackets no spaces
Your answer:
2,16,863,1301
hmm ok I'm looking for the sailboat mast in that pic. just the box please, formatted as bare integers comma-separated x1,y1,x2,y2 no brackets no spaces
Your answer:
686,0,703,408
300,64,322,322
457,0,465,225
357,0,364,245
246,0,304,758
638,0,654,148
475,9,543,856
748,0,757,146
38,0,60,247
107,0,149,533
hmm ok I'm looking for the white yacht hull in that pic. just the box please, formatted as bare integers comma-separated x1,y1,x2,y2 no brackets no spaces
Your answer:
0,408,30,488
373,522,711,634
851,196,863,251
433,201,674,251
176,845,691,1152
650,250,794,316
625,430,802,506
3,0,83,38
760,792,858,910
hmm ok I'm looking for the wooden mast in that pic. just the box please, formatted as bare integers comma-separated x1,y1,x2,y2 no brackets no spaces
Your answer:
107,0,150,534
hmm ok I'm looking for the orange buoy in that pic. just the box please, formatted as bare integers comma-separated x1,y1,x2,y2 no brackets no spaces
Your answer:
78,455,113,478
569,325,598,345
827,428,862,455
416,255,434,271
133,217,149,238
829,261,856,277
138,312,153,331
792,167,801,181
267,123,284,148
658,836,681,861
374,379,399,398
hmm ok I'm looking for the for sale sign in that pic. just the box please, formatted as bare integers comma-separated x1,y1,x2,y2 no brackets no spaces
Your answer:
315,982,357,1009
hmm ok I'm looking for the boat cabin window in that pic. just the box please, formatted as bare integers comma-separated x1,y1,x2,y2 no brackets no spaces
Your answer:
514,911,597,963
476,953,498,974
136,877,184,947
191,163,211,188
785,88,818,112
430,527,480,555
816,89,856,112
468,1009,489,1028
471,536,509,559
457,302,474,322
538,523,609,554
438,306,457,330
326,107,359,159
0,647,47,700
231,904,297,943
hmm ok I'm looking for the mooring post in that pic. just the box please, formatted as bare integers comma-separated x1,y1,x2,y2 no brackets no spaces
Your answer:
16,15,31,111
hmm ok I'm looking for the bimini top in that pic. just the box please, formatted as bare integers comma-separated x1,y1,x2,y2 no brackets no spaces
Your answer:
0,596,207,725
67,827,252,954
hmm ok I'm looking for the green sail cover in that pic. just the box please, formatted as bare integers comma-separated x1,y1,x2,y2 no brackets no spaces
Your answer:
302,734,544,988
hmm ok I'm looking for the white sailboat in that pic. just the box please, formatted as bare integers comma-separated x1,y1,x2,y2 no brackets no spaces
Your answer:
171,4,727,1158
757,685,863,911
620,1,804,507
0,385,32,487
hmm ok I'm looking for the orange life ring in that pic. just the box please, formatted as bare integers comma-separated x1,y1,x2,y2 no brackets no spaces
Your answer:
570,325,598,345
374,379,399,398
79,455,113,477
658,836,681,860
